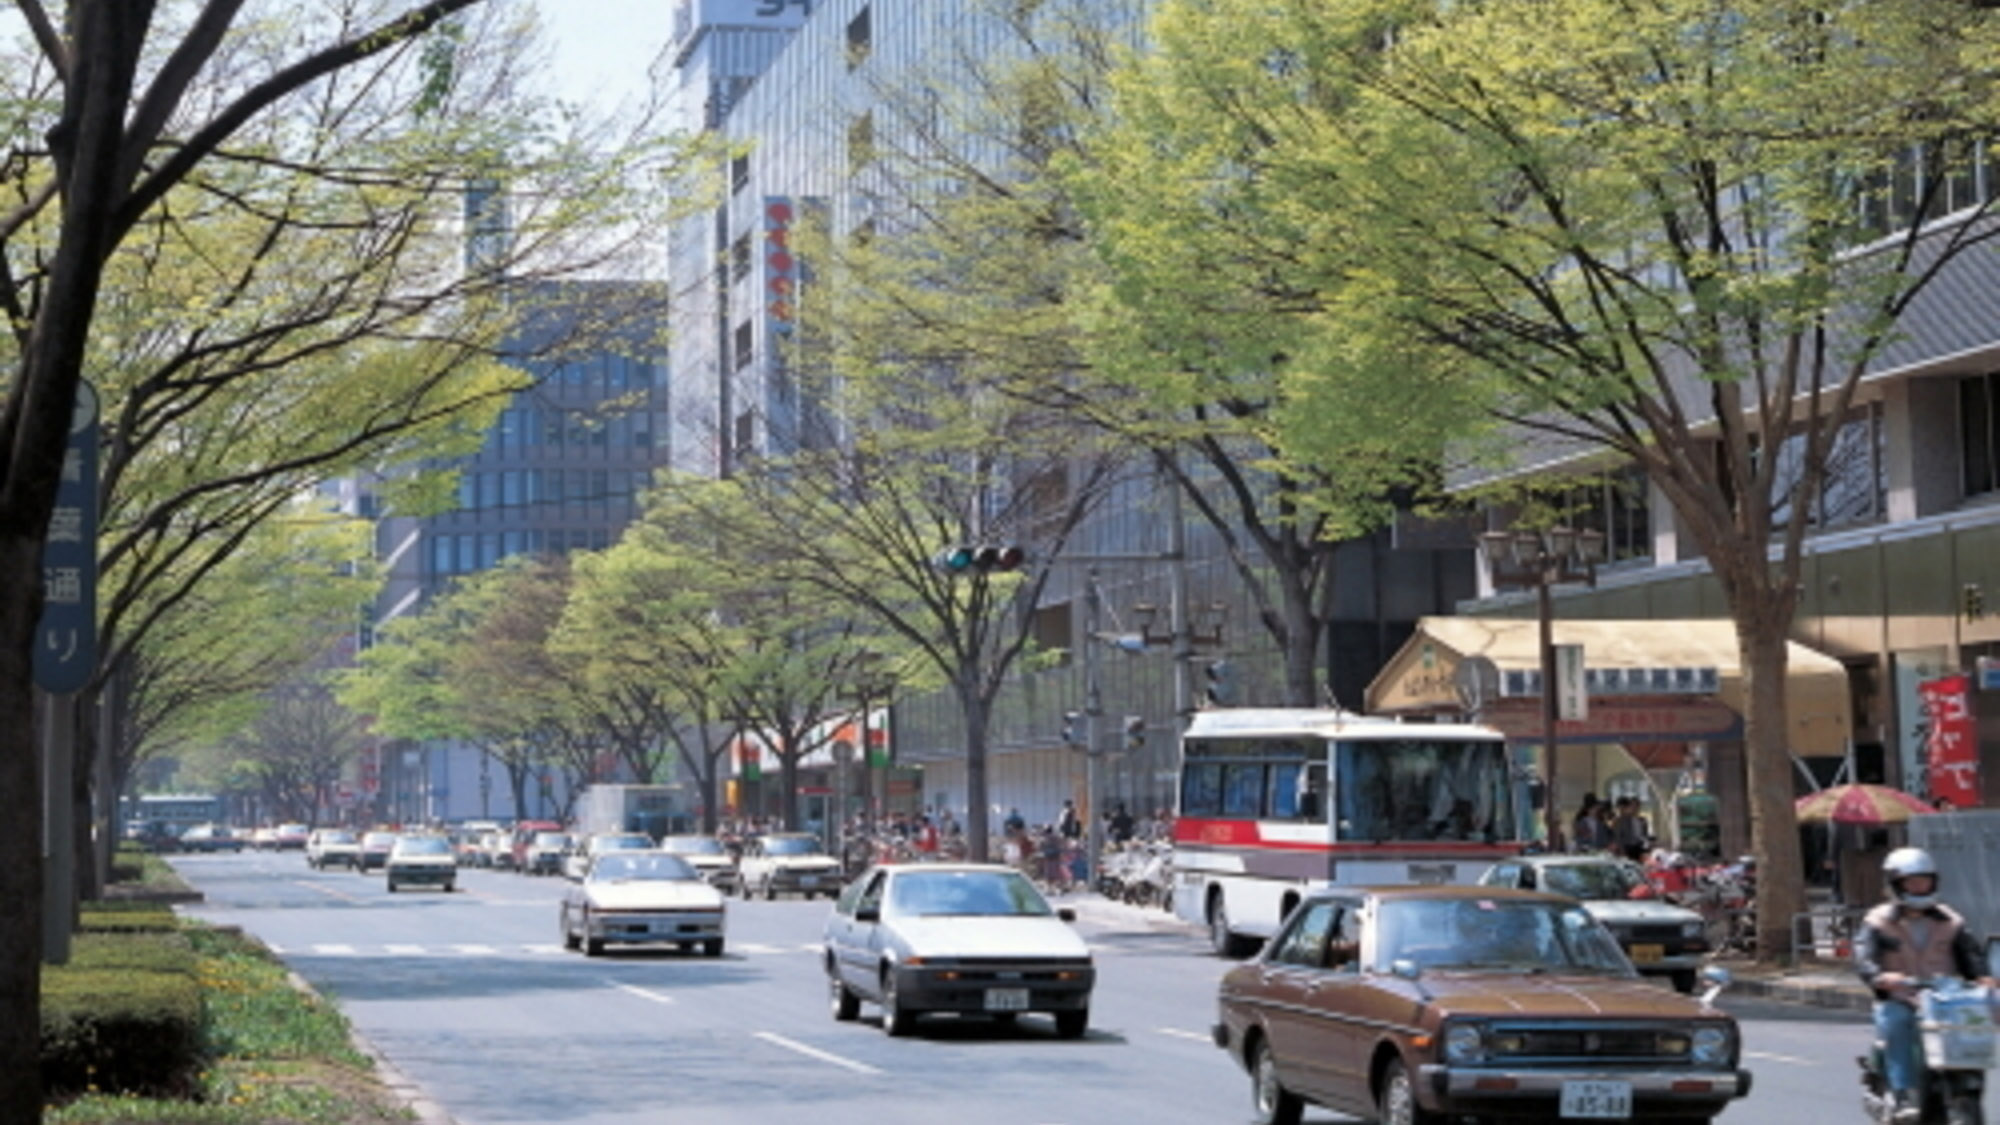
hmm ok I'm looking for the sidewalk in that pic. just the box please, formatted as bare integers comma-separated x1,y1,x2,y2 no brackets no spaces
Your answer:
1059,891,1877,1013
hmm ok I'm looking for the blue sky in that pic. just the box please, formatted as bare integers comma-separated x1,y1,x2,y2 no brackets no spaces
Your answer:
532,0,673,114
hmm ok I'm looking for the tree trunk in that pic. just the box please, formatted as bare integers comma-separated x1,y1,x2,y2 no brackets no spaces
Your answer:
1281,590,1321,708
0,537,46,1122
1739,615,1805,963
963,685,991,861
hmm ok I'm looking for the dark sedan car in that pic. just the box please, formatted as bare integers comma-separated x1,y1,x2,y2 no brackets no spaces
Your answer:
1214,885,1749,1125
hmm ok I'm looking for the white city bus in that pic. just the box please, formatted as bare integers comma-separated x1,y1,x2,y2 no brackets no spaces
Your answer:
1172,708,1528,956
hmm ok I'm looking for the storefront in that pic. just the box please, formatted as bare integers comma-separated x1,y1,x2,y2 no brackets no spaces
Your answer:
1366,618,1853,861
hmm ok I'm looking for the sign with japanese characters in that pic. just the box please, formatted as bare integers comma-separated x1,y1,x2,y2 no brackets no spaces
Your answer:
34,380,97,694
1918,674,1979,809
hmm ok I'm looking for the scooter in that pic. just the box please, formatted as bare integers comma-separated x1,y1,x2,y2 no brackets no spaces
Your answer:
1858,978,1995,1125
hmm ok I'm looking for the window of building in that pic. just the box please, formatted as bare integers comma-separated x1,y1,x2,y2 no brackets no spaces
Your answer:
734,321,754,370
1963,373,2000,498
846,6,872,69
731,232,752,284
731,152,750,195
1765,405,1885,532
501,471,521,507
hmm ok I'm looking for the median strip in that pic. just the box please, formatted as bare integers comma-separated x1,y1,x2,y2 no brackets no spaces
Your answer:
754,1031,885,1076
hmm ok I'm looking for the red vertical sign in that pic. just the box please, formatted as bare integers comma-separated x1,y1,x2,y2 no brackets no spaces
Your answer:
1919,674,1979,808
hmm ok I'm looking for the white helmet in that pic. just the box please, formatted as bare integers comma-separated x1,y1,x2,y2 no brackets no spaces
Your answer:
1883,846,1940,908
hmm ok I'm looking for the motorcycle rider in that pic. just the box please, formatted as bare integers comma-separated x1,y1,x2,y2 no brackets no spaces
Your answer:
1854,846,1995,1123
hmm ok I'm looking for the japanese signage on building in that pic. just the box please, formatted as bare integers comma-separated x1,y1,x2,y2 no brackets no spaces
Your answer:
675,0,814,49
1918,674,1979,808
34,381,97,694
764,196,797,340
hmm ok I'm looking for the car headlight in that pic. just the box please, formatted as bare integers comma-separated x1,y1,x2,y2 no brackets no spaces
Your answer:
1682,922,1703,938
1691,1025,1731,1064
1443,1022,1486,1064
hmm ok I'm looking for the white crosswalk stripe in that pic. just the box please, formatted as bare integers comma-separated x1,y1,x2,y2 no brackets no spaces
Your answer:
385,944,427,955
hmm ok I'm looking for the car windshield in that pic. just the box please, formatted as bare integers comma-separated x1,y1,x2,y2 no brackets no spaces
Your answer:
888,870,1053,917
762,836,822,856
397,837,451,856
362,833,395,848
1373,898,1632,975
1539,862,1645,900
533,833,570,848
591,853,698,882
320,831,356,845
662,836,726,855
593,834,653,852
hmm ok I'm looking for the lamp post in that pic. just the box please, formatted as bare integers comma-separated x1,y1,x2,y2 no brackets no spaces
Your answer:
1478,525,1607,852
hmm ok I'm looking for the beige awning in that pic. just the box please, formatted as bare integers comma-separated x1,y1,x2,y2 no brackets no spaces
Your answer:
1366,617,1852,756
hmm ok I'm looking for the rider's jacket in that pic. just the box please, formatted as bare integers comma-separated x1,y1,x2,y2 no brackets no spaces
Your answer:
1854,901,1989,1000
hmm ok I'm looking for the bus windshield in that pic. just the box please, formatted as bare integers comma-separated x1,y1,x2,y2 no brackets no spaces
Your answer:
1334,737,1516,843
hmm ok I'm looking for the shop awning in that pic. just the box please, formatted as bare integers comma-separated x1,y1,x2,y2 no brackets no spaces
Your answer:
1365,617,1852,756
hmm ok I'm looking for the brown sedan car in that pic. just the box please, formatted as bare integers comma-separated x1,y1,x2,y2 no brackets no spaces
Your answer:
1214,885,1751,1125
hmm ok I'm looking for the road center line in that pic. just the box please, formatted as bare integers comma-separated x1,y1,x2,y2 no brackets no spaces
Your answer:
1157,1027,1212,1043
609,981,676,1005
1743,1049,1817,1066
753,1031,885,1076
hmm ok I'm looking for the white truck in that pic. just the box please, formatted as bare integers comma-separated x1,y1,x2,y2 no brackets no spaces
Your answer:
571,784,682,842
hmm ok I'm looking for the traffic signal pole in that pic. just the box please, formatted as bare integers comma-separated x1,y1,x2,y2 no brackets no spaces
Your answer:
1083,568,1103,895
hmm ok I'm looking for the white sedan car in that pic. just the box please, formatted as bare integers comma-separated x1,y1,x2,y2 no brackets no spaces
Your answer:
561,852,726,957
824,863,1095,1038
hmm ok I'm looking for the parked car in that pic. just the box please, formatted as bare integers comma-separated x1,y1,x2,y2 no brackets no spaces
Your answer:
1213,884,1749,1125
272,823,310,850
824,863,1095,1039
523,831,573,876
385,834,457,893
659,835,740,893
563,832,657,879
1478,854,1710,992
246,826,280,850
560,851,726,957
356,831,397,872
124,820,181,852
306,828,361,870
179,824,244,853
738,833,842,899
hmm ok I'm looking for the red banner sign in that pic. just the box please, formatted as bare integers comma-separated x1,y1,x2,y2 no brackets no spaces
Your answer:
1919,675,1979,809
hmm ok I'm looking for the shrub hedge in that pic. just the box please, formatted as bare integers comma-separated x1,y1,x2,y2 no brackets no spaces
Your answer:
41,964,203,1100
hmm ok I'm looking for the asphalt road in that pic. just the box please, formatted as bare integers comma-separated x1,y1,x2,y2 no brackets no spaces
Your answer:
170,850,1881,1125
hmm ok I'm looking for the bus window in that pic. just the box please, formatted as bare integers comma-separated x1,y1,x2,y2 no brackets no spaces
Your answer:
1182,762,1224,817
1221,763,1263,817
1267,761,1328,821
1333,738,1514,843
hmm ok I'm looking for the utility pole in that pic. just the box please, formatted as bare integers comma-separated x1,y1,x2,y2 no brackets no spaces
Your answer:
1083,568,1103,892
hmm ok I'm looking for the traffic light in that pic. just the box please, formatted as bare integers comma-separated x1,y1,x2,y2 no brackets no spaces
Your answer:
1204,660,1239,707
1060,710,1082,747
931,544,1026,575
1122,714,1146,751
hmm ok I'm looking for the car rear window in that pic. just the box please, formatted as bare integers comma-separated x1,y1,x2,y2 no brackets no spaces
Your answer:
888,870,1051,917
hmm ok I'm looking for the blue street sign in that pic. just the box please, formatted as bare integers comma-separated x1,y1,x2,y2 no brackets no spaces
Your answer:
34,381,97,695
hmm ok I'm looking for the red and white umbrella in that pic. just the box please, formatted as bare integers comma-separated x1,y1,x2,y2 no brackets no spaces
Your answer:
1793,783,1936,826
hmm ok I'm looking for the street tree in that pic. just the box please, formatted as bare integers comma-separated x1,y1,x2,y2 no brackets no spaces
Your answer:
1115,0,2000,958
218,675,373,825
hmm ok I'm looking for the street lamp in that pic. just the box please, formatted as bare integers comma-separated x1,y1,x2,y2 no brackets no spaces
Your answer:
1478,525,1608,851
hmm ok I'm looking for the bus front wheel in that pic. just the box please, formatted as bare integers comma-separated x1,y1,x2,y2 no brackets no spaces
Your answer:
1208,893,1258,959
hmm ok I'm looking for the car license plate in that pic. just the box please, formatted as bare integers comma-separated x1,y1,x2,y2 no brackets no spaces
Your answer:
984,988,1030,1012
1629,943,1664,964
800,875,819,887
1560,1080,1632,1118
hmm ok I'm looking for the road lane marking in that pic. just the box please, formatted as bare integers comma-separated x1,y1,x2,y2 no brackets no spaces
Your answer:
734,943,786,954
1157,1027,1212,1043
452,944,500,955
753,1031,884,1076
296,880,365,904
385,944,427,955
523,944,565,955
312,943,357,955
610,981,676,1005
1744,1049,1817,1065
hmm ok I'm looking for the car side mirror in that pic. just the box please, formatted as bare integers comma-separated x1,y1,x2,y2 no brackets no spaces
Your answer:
1390,958,1422,981
1057,907,1076,923
855,906,881,923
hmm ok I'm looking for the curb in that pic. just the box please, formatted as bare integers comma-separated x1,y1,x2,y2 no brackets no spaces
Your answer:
276,967,460,1125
